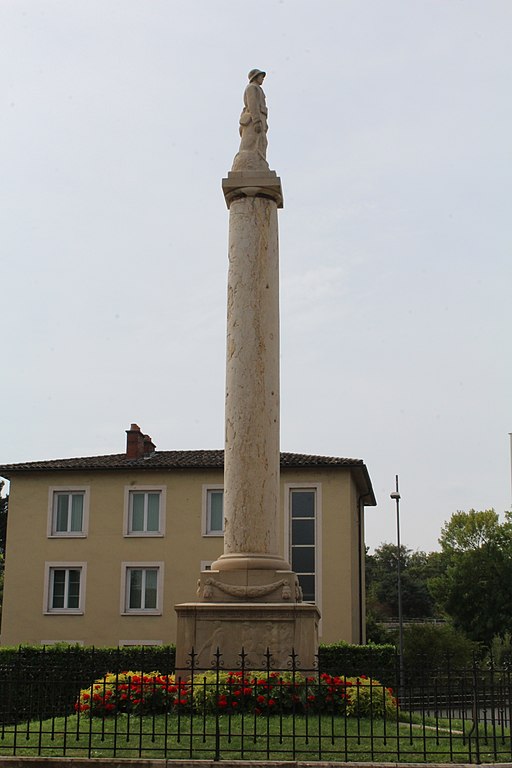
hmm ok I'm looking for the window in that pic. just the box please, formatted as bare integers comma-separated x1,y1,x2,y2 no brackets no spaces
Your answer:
124,487,165,536
288,487,320,604
44,563,86,614
202,486,224,535
121,563,163,615
48,488,89,537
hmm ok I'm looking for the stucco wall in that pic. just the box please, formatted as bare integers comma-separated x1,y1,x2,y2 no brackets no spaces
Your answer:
1,467,364,647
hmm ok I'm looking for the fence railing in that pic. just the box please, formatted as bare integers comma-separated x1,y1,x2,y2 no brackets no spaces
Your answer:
0,648,510,762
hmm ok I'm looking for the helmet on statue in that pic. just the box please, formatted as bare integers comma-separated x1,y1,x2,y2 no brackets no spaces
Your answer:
248,69,266,82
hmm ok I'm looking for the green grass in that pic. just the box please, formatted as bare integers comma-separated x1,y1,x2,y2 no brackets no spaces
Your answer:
1,712,510,762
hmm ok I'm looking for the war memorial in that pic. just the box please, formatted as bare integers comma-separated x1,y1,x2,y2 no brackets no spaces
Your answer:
175,70,320,669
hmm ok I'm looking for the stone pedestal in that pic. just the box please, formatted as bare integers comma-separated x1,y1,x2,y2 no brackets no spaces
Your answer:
175,603,320,671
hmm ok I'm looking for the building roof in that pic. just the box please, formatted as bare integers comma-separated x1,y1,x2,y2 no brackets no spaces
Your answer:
0,450,376,504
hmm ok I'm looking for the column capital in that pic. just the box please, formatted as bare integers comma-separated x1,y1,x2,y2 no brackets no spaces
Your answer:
222,170,284,209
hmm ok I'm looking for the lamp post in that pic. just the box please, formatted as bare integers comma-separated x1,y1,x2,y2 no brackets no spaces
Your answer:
390,474,404,694
509,433,512,511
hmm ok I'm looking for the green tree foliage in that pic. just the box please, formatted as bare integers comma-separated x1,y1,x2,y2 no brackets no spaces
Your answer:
486,632,512,668
402,622,478,671
438,508,507,552
366,543,443,621
430,509,512,644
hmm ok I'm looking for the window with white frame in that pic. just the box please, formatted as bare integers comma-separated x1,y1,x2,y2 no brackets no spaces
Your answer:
202,486,224,535
48,488,89,537
121,563,163,614
125,487,165,536
289,488,317,603
44,563,86,614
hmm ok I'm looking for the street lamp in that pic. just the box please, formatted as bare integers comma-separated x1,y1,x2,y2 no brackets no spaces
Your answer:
390,474,404,693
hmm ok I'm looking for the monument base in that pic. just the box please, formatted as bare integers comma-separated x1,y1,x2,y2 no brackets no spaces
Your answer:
175,602,320,671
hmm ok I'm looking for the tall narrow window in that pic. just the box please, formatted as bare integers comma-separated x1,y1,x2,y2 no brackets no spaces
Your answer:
290,489,316,603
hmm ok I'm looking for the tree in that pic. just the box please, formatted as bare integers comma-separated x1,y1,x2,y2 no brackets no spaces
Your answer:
402,622,478,672
366,543,443,621
430,509,512,644
438,508,506,552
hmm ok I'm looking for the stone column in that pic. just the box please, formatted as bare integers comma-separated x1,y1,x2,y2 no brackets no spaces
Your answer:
212,173,290,573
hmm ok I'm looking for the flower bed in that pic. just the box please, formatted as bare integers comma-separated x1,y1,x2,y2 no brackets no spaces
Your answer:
75,671,189,716
76,670,396,718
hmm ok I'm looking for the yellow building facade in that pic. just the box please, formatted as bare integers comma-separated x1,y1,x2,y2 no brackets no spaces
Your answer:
0,427,375,648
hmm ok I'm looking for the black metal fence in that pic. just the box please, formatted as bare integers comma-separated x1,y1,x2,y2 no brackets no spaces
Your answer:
0,648,510,762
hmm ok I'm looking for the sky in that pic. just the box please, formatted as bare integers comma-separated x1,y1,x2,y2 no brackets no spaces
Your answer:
1,0,511,553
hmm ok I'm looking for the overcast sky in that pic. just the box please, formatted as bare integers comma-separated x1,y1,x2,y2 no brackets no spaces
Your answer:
1,0,511,553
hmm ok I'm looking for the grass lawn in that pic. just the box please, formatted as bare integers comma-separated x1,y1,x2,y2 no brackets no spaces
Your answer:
1,712,510,762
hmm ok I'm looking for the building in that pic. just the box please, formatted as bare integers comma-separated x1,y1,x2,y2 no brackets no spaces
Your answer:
0,424,376,648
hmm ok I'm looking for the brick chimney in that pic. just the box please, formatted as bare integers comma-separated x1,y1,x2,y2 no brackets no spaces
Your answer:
143,433,156,455
126,423,144,458
126,423,156,459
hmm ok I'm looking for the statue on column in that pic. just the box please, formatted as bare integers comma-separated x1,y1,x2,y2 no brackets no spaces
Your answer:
231,69,270,172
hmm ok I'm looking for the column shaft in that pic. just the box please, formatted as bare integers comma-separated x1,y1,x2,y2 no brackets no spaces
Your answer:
219,195,285,569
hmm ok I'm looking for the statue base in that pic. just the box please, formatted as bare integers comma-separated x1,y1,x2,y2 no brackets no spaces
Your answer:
175,602,320,671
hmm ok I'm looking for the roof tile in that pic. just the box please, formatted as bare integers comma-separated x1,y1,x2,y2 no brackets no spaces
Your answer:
0,450,363,473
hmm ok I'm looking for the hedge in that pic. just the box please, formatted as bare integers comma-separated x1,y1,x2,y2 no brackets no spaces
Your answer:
0,642,395,723
0,644,176,723
318,642,396,685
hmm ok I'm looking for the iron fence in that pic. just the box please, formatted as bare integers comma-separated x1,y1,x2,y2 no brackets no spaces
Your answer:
0,648,510,762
